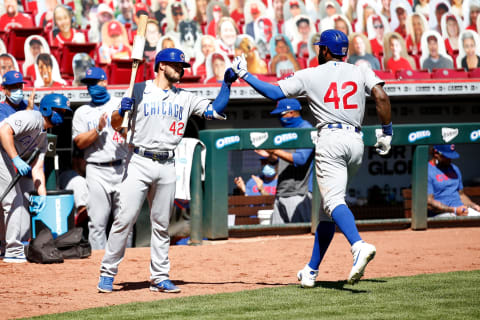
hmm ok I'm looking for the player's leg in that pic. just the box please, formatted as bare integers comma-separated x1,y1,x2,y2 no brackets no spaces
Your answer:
99,155,150,286
148,159,179,293
111,166,134,248
18,177,34,243
2,186,27,262
86,166,112,250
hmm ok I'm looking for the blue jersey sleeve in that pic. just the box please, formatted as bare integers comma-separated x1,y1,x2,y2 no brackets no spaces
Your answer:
292,148,314,167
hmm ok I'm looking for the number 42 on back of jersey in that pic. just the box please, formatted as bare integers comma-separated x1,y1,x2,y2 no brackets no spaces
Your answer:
324,82,358,109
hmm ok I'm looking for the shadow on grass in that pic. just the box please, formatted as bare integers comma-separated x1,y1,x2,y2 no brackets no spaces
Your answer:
116,280,288,291
312,278,386,293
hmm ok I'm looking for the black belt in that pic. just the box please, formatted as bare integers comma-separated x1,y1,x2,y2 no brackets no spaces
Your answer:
325,123,361,133
133,147,174,161
87,159,123,167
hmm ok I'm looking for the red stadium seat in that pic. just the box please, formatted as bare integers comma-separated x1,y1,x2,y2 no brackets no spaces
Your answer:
468,68,480,78
431,68,468,79
60,42,97,77
373,69,396,80
396,69,431,80
108,59,146,84
6,27,43,60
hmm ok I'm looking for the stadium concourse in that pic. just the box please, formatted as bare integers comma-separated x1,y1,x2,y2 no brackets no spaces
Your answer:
1,0,480,87
0,227,479,318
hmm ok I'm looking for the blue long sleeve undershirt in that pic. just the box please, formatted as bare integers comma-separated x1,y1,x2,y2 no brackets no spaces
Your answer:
243,73,286,101
211,81,232,114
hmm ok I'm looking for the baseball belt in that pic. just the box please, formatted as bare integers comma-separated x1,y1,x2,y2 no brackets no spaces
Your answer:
133,147,175,162
87,159,123,167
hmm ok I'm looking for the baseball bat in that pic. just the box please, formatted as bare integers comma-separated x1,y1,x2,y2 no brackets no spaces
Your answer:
0,148,40,203
120,14,149,131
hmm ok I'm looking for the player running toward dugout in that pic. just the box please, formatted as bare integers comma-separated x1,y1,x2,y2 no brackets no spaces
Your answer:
97,48,238,293
231,29,392,286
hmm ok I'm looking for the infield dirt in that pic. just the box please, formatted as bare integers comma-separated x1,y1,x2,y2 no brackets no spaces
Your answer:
1,227,479,319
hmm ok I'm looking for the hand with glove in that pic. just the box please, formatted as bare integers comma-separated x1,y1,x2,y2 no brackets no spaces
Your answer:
12,156,31,176
223,68,238,85
375,122,393,156
232,54,248,78
119,97,135,117
29,195,47,215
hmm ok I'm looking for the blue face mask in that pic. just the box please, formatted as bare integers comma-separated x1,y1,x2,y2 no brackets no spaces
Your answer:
262,164,276,178
88,85,110,106
7,89,24,105
50,110,65,126
280,116,303,128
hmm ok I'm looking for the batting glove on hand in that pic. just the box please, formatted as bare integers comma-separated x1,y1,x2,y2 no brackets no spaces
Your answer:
374,134,392,156
224,68,238,85
12,156,31,176
29,195,46,215
232,54,248,78
119,97,135,117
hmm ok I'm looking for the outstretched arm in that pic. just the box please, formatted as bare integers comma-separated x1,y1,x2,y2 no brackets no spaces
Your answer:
232,54,286,101
204,68,237,119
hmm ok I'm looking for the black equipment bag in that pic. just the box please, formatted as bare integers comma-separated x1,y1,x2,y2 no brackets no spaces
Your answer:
26,227,64,264
54,227,91,259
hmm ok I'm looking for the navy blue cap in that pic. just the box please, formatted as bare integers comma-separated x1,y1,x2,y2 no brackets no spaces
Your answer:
270,98,302,115
434,144,460,159
81,67,107,84
2,71,26,86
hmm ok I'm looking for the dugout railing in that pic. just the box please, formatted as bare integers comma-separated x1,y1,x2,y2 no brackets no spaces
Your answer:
188,123,480,243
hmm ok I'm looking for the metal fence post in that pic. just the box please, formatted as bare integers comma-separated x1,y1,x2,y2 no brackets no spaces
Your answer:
411,145,429,230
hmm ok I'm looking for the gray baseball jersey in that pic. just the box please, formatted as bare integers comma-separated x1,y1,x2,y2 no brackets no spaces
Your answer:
126,80,211,151
72,97,128,162
278,61,383,217
278,61,382,128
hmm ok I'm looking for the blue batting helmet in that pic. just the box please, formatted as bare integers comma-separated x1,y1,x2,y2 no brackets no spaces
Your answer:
154,48,191,71
314,29,348,57
39,93,71,117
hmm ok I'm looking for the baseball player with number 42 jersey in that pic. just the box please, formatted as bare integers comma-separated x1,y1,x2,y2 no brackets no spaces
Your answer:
232,29,393,287
97,48,238,294
72,67,132,250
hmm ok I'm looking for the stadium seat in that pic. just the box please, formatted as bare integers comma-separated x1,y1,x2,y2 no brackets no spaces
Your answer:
6,27,43,60
373,69,396,80
108,59,146,84
21,0,39,17
431,68,468,79
468,68,480,78
60,42,97,77
396,69,431,80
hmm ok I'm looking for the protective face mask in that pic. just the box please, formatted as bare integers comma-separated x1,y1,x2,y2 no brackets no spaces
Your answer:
88,85,110,106
280,116,303,128
262,164,276,178
7,89,24,105
50,110,65,126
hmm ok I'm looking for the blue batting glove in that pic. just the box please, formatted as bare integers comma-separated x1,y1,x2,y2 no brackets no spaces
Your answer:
29,195,47,215
119,97,135,117
12,156,31,176
223,68,238,85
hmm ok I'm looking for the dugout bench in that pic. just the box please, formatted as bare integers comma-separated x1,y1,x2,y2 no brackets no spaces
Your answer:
189,123,480,243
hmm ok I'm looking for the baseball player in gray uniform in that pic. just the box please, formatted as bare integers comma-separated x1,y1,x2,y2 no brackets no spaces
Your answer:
97,48,237,293
72,67,132,250
0,93,71,263
232,29,392,286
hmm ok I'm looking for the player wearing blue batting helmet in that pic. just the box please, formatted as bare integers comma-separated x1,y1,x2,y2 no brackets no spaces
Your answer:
39,93,71,126
154,48,191,72
314,29,349,64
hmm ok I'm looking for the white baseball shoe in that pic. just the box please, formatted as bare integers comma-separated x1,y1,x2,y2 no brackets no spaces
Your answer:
347,241,376,285
297,264,319,288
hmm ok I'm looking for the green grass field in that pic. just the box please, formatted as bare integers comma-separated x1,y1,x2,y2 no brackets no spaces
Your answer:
29,270,480,320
